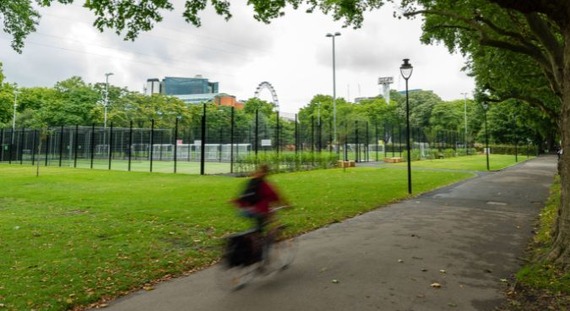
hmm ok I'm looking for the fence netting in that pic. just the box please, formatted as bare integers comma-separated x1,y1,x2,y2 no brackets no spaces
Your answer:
1,111,473,175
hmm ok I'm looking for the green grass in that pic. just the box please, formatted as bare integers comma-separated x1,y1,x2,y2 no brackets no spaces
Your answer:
33,158,234,174
0,155,526,310
392,154,531,171
516,175,570,293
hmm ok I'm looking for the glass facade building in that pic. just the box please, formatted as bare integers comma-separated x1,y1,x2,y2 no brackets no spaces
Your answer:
145,76,227,104
162,77,219,95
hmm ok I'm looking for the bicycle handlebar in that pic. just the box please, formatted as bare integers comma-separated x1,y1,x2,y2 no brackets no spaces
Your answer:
270,205,292,212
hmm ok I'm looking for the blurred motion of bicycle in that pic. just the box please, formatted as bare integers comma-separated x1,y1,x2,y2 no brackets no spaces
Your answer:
216,206,297,290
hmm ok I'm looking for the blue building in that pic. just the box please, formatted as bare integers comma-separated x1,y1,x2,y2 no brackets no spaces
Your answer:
145,75,220,104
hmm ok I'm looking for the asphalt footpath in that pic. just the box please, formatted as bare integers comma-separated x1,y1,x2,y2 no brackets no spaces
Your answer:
99,155,557,311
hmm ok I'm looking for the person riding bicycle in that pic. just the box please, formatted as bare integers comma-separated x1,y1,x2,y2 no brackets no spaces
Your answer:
233,164,289,232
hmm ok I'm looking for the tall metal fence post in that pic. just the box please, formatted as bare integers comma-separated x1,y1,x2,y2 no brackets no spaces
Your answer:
90,124,95,169
59,125,64,167
9,128,14,164
375,123,379,161
174,117,179,173
355,120,359,163
276,111,280,156
344,122,348,161
200,104,206,175
294,114,298,155
108,123,114,170
74,125,79,168
0,129,4,161
32,129,37,165
230,107,235,174
399,124,403,157
44,128,50,167
150,119,155,173
254,109,259,158
128,121,133,171
311,116,315,155
19,127,25,165
366,122,369,162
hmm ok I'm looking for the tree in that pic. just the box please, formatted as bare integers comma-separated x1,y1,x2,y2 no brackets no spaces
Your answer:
13,87,58,128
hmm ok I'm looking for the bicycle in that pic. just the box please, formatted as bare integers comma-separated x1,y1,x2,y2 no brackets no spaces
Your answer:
216,206,297,290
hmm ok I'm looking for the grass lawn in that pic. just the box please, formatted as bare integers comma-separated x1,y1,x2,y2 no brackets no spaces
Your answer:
0,155,526,310
392,153,532,171
40,158,234,175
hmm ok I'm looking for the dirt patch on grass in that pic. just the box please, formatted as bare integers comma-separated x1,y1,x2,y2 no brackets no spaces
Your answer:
497,282,570,311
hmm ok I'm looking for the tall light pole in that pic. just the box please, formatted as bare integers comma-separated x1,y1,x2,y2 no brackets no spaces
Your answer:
461,92,468,155
104,72,114,129
326,32,341,153
400,58,413,194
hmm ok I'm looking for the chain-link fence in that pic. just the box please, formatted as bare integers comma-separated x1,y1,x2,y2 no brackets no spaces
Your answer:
1,109,474,175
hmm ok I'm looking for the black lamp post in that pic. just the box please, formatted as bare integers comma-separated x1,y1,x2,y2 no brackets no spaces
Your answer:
400,58,413,194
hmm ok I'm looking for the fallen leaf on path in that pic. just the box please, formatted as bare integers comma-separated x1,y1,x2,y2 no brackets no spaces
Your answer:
431,282,442,288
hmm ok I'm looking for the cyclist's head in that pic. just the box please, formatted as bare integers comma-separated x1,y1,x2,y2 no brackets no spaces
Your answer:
255,164,270,178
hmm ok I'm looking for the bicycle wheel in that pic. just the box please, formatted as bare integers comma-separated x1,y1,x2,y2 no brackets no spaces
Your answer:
215,260,257,291
215,231,262,290
265,232,298,272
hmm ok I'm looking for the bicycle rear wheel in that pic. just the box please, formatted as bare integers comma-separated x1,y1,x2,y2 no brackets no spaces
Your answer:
215,261,257,291
265,233,298,272
215,230,262,290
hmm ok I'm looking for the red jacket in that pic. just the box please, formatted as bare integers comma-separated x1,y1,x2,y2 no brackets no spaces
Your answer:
233,179,280,215
253,180,280,214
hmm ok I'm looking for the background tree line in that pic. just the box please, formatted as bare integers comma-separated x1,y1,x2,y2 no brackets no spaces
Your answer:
0,66,553,150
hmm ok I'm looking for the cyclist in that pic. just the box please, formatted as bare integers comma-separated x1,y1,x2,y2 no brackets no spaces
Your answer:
233,164,289,232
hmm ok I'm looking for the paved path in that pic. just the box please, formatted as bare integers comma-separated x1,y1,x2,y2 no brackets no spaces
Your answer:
101,156,557,311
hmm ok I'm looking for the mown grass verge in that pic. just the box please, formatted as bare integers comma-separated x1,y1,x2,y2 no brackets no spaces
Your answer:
501,175,570,310
395,153,532,171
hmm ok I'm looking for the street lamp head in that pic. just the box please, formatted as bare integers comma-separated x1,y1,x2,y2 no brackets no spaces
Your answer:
326,32,341,37
105,72,114,77
400,58,413,80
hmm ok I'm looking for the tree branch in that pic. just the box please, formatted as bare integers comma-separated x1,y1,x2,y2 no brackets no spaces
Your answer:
408,8,558,95
524,12,564,87
488,0,568,28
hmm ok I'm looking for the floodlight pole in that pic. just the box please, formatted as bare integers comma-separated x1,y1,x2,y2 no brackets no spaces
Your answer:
12,89,20,144
104,72,114,129
326,32,341,154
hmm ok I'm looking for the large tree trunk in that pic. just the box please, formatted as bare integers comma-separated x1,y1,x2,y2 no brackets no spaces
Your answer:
546,24,570,269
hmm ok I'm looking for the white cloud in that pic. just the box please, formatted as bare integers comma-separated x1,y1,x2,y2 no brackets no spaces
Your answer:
0,0,474,113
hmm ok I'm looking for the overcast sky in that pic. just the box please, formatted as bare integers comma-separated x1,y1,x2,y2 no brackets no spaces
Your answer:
1,0,474,113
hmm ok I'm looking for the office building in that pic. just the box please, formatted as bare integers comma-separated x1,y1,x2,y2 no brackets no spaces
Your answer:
145,75,242,108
